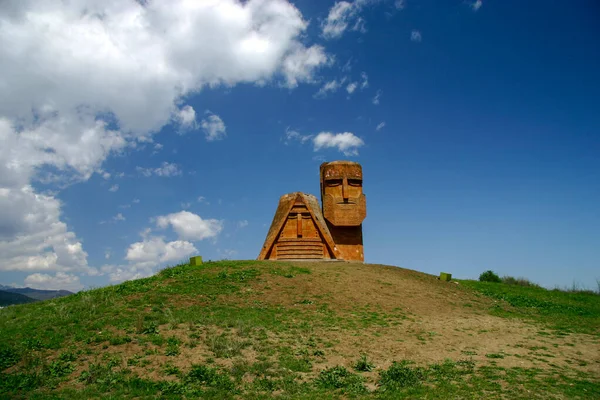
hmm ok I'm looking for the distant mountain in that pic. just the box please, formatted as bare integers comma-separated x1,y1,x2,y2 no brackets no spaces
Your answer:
0,290,37,307
4,287,74,301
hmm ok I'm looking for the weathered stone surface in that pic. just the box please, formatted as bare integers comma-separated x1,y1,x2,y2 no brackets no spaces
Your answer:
320,161,365,261
258,192,339,260
320,161,366,227
258,161,366,262
440,272,452,282
189,256,203,266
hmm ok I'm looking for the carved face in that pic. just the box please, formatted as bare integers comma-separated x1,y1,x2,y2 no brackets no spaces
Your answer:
320,161,366,226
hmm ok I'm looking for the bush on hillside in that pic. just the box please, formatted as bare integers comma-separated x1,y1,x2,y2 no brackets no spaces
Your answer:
479,270,501,283
501,276,540,288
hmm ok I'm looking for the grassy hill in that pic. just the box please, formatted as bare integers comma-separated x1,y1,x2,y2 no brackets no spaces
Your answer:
0,260,598,399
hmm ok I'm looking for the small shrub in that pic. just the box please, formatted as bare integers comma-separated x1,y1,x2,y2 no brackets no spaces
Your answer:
186,364,235,391
353,354,375,372
0,345,20,370
163,363,181,376
165,344,180,356
502,276,540,288
207,333,248,358
142,322,159,335
316,366,366,394
378,361,425,390
46,360,75,378
479,270,501,283
109,335,132,346
279,354,312,373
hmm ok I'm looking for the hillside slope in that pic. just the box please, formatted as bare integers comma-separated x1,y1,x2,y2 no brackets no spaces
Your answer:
0,260,598,399
3,287,73,301
0,290,37,307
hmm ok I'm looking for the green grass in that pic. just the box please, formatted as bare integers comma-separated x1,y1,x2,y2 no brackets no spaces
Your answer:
1,260,598,399
460,279,600,336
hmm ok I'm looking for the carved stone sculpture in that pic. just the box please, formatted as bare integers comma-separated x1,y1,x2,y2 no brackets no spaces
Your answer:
258,161,366,261
320,161,366,261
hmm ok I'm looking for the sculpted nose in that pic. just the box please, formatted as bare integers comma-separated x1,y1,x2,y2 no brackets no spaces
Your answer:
342,178,349,201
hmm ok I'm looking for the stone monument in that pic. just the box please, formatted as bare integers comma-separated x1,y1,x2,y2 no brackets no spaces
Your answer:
258,161,366,261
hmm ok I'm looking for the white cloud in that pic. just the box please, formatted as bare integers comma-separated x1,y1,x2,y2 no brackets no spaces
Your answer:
283,127,313,145
372,89,382,105
125,236,197,266
322,1,372,39
104,249,111,260
471,0,483,11
24,272,83,292
113,213,125,222
0,186,92,274
313,132,365,156
411,30,422,42
0,0,330,277
174,105,197,130
394,0,405,10
101,171,111,180
315,79,344,98
102,235,197,283
197,196,209,205
238,220,249,229
376,122,386,131
109,184,119,192
360,72,369,89
156,211,223,241
346,82,358,94
136,162,182,177
201,112,227,142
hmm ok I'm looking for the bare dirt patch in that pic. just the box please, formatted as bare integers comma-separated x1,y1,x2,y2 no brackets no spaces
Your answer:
221,261,600,375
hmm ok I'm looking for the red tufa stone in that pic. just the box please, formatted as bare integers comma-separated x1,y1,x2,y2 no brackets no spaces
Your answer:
258,161,365,262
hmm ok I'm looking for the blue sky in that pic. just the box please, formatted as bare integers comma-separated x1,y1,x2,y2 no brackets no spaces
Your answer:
1,0,598,291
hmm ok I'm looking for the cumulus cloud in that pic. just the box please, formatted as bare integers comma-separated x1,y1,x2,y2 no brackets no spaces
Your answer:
136,162,182,177
322,1,372,39
125,237,197,267
0,186,91,274
102,236,197,283
201,112,227,141
24,272,83,292
156,211,223,241
174,105,197,130
376,122,386,131
313,132,365,156
0,0,330,278
109,184,119,192
238,220,249,229
411,30,422,42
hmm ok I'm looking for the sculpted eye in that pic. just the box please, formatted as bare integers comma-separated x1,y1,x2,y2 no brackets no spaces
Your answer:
348,179,362,187
326,179,342,187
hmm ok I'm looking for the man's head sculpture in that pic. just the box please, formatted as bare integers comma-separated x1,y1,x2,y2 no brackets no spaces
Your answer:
320,161,366,226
